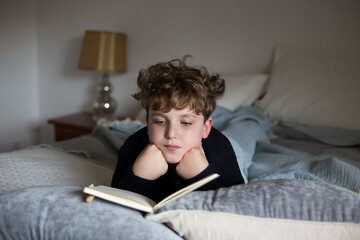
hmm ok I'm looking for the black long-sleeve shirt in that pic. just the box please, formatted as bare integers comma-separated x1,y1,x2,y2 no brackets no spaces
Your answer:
111,126,244,202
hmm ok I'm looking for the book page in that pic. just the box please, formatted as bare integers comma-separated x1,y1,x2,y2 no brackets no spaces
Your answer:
83,186,156,213
84,173,219,213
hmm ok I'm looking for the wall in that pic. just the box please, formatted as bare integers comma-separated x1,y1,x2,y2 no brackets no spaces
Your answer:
1,0,359,152
0,0,39,152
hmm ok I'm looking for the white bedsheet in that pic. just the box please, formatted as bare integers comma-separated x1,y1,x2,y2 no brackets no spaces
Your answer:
0,148,113,194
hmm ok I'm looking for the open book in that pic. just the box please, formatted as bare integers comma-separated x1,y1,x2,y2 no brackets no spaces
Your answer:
83,173,219,213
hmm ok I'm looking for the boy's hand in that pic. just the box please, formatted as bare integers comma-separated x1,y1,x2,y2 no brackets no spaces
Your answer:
133,144,168,180
176,145,209,180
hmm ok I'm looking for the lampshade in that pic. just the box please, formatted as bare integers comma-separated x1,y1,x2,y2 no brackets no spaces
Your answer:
78,30,126,73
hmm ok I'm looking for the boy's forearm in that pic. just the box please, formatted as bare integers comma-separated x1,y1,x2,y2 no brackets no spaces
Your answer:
181,164,217,188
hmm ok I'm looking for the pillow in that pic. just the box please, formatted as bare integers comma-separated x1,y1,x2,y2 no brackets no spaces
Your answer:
0,186,182,240
146,179,360,240
256,44,360,130
217,73,268,111
148,210,360,240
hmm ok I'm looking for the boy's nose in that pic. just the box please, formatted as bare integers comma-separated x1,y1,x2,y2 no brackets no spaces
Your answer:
165,124,177,139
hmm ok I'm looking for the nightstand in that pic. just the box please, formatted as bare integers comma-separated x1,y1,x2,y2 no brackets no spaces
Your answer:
48,112,97,141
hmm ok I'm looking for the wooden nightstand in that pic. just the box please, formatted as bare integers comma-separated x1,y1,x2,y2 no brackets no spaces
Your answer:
48,112,97,141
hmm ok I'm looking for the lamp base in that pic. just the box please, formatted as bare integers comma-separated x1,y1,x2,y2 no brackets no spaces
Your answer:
93,72,117,121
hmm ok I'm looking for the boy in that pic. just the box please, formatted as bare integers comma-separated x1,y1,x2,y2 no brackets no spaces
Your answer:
111,56,244,202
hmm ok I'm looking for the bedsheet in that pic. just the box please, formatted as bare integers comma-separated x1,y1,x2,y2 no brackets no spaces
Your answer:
0,148,113,194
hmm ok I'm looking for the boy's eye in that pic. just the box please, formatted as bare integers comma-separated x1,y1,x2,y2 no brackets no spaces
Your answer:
181,122,192,126
154,120,166,125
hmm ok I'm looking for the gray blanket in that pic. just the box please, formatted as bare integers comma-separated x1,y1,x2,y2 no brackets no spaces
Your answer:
215,107,360,191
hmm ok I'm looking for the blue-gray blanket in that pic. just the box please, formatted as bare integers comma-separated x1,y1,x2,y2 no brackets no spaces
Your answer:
45,106,360,192
212,106,360,192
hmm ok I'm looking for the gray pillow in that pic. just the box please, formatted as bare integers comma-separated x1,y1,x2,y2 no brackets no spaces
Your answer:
147,179,360,240
0,186,182,240
157,179,360,222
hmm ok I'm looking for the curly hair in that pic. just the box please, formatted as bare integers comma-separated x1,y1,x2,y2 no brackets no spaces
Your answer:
132,56,225,120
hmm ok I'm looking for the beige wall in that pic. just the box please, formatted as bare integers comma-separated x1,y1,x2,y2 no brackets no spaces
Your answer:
1,0,359,152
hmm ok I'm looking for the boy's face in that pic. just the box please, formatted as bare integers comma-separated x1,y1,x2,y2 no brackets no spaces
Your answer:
146,107,212,164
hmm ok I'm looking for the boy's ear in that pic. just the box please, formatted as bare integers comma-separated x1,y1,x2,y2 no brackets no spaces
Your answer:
202,117,213,139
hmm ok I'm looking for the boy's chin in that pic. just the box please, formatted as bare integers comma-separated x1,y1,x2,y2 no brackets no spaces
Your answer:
164,155,182,164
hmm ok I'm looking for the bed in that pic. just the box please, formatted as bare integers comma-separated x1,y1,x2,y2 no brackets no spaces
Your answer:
1,45,359,239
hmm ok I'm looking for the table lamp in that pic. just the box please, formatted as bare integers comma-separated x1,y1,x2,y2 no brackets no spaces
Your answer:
78,30,126,121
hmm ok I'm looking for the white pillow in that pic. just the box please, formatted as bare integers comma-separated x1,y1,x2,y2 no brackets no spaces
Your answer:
217,73,268,111
147,210,360,240
256,45,360,130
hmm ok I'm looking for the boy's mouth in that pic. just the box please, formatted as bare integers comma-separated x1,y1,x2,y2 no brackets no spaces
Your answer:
164,144,180,152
